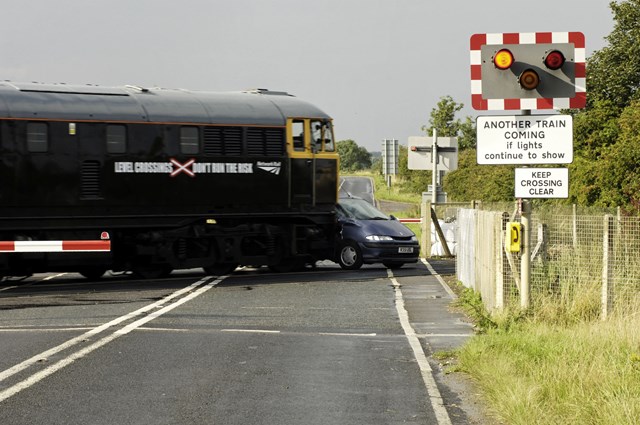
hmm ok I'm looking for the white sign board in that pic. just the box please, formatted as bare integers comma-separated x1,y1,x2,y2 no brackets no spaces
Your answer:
515,168,569,198
477,115,573,164
408,136,458,171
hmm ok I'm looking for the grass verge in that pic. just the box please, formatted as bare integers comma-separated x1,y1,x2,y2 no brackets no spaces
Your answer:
451,284,640,425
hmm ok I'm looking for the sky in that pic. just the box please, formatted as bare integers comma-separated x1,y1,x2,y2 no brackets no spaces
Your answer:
1,0,615,152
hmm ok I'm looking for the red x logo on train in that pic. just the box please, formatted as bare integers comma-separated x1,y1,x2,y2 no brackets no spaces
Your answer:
170,158,195,177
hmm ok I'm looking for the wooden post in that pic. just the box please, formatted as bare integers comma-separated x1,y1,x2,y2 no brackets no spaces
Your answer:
421,200,431,258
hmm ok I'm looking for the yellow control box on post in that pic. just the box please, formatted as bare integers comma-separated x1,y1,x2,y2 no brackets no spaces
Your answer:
506,222,521,253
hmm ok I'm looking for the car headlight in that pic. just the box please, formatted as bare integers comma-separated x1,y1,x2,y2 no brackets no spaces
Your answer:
411,235,417,241
366,235,393,241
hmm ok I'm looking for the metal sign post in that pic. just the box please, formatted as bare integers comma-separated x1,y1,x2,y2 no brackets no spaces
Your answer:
431,129,438,204
408,135,457,204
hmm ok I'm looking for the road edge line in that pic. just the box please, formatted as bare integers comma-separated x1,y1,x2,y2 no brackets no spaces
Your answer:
388,269,453,425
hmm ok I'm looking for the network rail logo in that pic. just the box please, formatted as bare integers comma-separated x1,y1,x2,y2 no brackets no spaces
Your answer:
256,161,282,175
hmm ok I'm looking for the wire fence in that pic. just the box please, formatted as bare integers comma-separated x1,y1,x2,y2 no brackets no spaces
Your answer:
454,203,640,318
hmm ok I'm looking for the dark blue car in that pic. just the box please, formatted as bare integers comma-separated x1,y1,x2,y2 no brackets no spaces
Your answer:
335,196,420,270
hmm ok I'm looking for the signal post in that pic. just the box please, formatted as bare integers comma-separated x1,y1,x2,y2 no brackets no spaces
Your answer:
470,31,586,309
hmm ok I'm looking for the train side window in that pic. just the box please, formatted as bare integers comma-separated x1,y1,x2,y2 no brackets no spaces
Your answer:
106,125,127,154
292,120,305,152
26,122,48,152
180,126,199,154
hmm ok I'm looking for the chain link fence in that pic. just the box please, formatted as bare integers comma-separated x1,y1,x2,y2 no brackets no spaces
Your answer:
455,203,640,318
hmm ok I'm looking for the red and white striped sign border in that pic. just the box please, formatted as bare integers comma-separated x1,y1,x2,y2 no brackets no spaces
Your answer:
470,32,586,110
0,240,111,253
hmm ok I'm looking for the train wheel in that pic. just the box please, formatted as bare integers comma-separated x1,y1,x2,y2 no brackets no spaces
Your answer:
203,263,238,276
337,241,363,270
132,264,173,279
268,258,305,273
78,267,107,280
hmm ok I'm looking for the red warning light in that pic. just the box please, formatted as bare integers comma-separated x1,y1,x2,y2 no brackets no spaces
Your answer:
544,50,565,70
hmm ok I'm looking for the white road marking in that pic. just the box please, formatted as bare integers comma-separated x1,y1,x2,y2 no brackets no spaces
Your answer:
388,268,453,425
221,329,281,334
0,286,19,292
0,327,95,332
42,273,67,281
319,332,377,337
0,275,226,402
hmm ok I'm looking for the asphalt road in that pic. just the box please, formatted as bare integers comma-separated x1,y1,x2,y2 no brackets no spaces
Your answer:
0,261,479,425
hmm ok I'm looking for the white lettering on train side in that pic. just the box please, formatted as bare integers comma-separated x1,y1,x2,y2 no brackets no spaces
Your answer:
113,161,260,175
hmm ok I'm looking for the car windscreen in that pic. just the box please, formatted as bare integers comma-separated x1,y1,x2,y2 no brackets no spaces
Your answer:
337,198,389,220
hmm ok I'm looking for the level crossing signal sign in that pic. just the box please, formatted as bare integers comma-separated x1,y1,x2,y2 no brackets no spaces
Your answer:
470,32,586,110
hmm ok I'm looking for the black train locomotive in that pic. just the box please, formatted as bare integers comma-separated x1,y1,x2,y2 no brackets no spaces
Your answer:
0,82,339,278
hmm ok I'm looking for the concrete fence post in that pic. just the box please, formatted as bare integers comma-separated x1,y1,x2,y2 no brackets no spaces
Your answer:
602,214,614,319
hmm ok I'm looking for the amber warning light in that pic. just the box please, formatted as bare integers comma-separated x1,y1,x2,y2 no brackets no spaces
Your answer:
493,49,514,70
519,69,540,90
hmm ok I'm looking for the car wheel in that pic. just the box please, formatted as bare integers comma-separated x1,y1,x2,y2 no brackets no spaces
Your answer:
383,262,404,270
337,241,363,270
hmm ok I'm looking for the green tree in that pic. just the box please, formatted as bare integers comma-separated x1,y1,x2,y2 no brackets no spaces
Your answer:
586,0,640,110
421,95,463,137
443,150,514,202
567,0,640,212
336,139,371,172
421,96,476,149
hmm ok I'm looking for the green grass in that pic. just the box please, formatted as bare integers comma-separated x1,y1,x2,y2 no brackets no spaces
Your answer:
451,284,640,424
346,171,422,204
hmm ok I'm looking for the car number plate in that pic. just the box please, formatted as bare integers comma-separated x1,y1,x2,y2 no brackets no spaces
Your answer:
398,247,413,253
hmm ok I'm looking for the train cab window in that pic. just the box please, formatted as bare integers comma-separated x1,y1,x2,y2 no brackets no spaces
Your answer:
106,125,127,154
311,120,335,152
292,120,305,152
26,122,48,152
323,122,335,152
180,126,199,154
